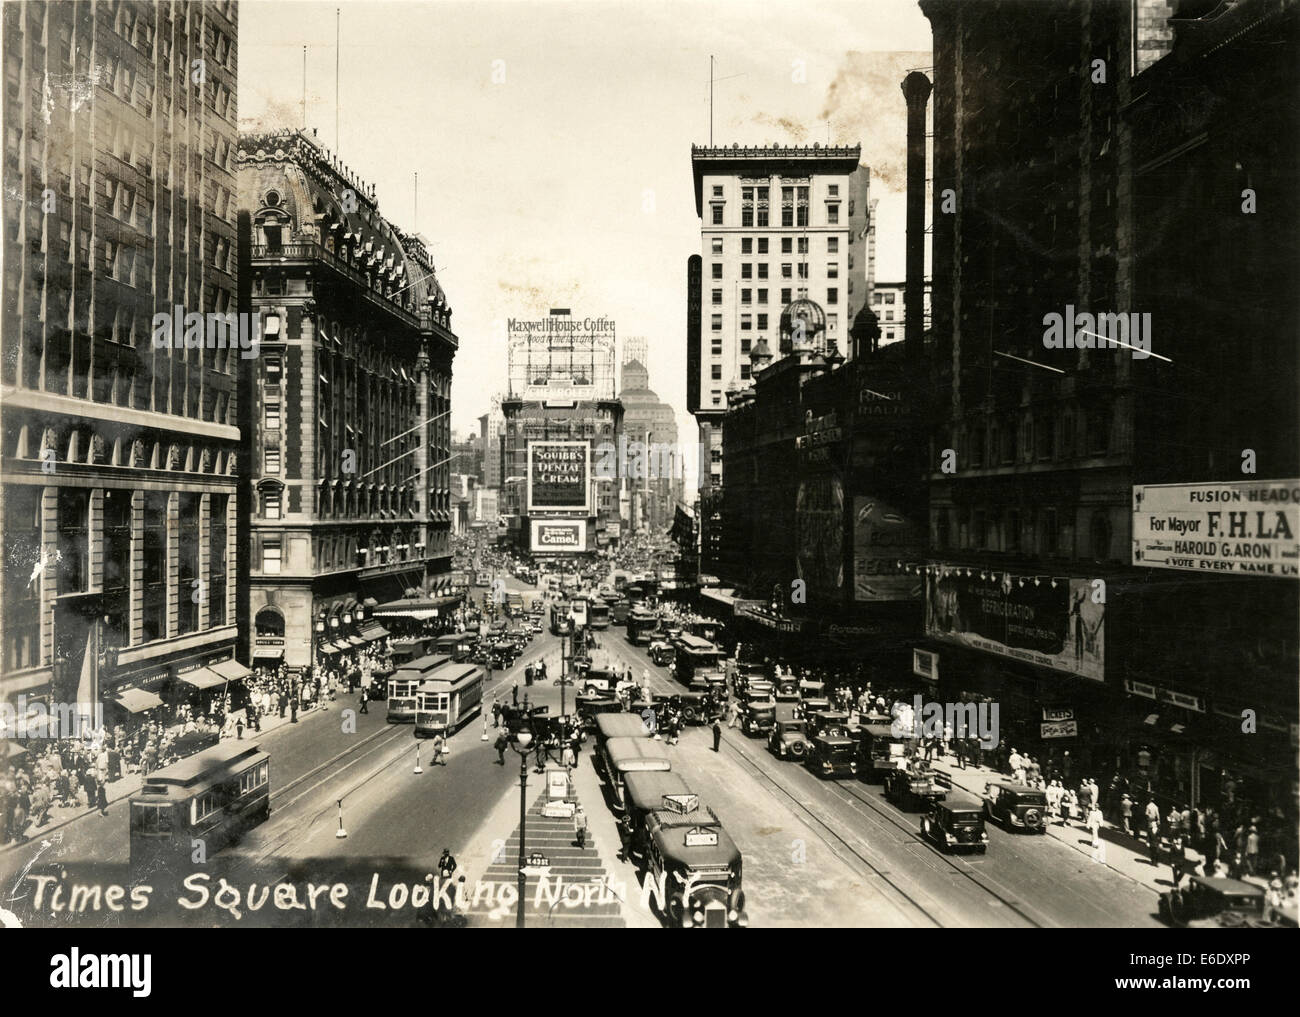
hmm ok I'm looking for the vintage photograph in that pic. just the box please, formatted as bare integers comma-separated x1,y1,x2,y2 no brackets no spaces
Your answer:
1,0,1297,944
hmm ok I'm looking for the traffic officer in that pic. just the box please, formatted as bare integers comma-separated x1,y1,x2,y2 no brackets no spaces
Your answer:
712,718,722,752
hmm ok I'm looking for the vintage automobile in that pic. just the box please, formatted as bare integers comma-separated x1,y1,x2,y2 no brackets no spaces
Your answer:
797,679,826,702
982,782,1049,833
648,640,675,667
885,759,950,810
575,692,624,731
920,795,988,853
1158,876,1283,928
806,709,852,740
799,696,832,718
581,667,622,694
671,691,712,725
739,690,776,737
772,676,801,703
805,728,859,779
767,704,810,761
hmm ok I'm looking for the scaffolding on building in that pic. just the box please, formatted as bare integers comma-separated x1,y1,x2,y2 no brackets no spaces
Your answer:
506,311,617,403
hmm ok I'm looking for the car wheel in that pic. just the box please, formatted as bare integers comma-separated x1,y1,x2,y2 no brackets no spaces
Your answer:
789,741,806,759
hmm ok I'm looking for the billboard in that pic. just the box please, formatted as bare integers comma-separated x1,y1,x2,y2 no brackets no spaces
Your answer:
853,497,924,601
796,474,844,591
1132,480,1300,579
925,568,1104,681
527,441,591,513
530,519,587,553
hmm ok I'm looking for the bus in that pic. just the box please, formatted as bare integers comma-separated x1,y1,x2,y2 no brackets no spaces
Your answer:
627,607,659,646
387,653,452,723
550,600,572,635
600,736,671,811
130,742,270,874
646,801,747,928
588,598,610,630
621,770,693,861
435,632,474,663
593,711,654,750
673,634,724,684
414,661,485,737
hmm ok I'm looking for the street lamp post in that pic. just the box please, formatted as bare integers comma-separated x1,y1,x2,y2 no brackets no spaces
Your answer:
510,726,535,929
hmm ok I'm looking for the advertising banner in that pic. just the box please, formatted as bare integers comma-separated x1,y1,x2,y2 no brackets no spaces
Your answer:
530,519,587,553
796,474,845,591
925,568,1104,681
853,497,924,601
527,441,591,513
1132,480,1300,579
912,648,938,682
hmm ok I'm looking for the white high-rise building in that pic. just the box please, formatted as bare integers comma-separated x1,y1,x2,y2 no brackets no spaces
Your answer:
687,144,875,491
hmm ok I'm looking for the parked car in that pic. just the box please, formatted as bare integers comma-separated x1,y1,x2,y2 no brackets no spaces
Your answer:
739,691,776,737
1158,876,1282,928
982,782,1048,833
920,796,988,853
648,640,674,667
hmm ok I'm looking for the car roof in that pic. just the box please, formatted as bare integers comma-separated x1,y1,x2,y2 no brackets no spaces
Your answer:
1190,876,1264,896
989,782,1045,795
937,795,984,813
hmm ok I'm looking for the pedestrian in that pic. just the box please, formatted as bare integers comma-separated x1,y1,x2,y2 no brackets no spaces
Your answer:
235,715,244,740
561,742,576,769
1119,794,1133,836
1087,803,1103,849
95,774,109,816
954,735,966,770
1170,833,1187,887
712,718,722,752
1146,800,1162,866
359,687,369,714
574,805,588,850
494,734,508,765
1245,825,1261,876
492,701,501,728
512,683,519,707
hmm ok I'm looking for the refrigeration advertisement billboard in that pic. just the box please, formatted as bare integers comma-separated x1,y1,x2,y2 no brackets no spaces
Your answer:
527,440,591,513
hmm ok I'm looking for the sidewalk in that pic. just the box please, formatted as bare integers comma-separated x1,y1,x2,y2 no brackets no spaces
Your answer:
4,698,336,852
933,754,1196,895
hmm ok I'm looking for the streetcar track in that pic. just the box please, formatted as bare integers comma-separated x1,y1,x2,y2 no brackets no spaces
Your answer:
604,629,1051,928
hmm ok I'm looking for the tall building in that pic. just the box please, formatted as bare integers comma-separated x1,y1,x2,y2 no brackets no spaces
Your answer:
1,1,245,723
500,310,621,557
617,355,681,536
868,281,931,348
237,128,458,669
918,0,1298,821
478,394,503,489
687,144,875,494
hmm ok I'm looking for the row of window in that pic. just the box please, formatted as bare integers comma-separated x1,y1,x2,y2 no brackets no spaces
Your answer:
710,236,844,256
933,506,1116,561
710,185,844,227
946,406,1112,468
1,487,231,672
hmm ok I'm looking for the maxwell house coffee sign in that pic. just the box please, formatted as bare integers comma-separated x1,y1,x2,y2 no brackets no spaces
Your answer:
528,441,590,513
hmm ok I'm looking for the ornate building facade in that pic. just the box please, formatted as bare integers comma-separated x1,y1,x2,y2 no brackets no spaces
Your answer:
237,129,457,669
2,0,245,723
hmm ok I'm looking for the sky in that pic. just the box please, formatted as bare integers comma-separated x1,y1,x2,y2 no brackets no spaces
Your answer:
238,0,935,447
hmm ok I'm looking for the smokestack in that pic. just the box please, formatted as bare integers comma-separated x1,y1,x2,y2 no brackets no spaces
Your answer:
901,71,932,367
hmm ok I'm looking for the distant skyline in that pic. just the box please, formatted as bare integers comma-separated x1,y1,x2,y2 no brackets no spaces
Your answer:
239,0,934,447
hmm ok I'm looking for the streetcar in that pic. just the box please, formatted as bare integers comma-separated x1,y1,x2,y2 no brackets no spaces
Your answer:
588,597,611,630
387,653,452,723
414,661,485,737
600,736,671,811
129,742,270,875
569,595,590,630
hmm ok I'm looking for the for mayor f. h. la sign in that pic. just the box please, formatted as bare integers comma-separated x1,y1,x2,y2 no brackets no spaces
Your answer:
1132,480,1299,579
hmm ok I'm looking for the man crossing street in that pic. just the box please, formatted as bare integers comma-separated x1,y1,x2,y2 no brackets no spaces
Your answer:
712,719,722,752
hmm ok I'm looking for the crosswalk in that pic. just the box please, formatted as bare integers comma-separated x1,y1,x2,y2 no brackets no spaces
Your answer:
465,787,626,928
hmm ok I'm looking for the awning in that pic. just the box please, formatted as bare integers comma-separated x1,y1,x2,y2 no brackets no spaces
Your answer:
253,647,285,661
346,635,366,647
373,595,462,620
318,643,341,655
113,688,165,714
701,587,738,609
359,624,390,641
363,597,379,608
176,667,226,691
209,659,252,681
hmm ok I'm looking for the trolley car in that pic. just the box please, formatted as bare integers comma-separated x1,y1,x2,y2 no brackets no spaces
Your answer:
129,742,270,874
414,662,486,737
387,653,452,723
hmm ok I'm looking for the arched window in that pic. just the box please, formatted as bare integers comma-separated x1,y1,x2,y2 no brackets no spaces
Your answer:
254,607,285,638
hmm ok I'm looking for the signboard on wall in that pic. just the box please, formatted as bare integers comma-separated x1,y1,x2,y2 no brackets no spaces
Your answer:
925,567,1105,681
527,441,591,513
1132,480,1300,578
530,519,587,553
796,474,844,591
853,497,923,601
912,648,938,682
1041,720,1078,739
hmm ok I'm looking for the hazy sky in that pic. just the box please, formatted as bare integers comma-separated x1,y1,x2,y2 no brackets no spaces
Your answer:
238,0,934,441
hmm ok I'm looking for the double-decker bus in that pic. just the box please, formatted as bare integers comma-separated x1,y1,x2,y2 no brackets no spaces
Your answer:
673,634,724,684
414,661,485,737
626,607,659,646
387,653,452,722
130,742,270,875
550,600,573,635
588,597,610,630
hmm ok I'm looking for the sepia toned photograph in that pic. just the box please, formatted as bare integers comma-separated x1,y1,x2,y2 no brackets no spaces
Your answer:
1,0,1296,963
